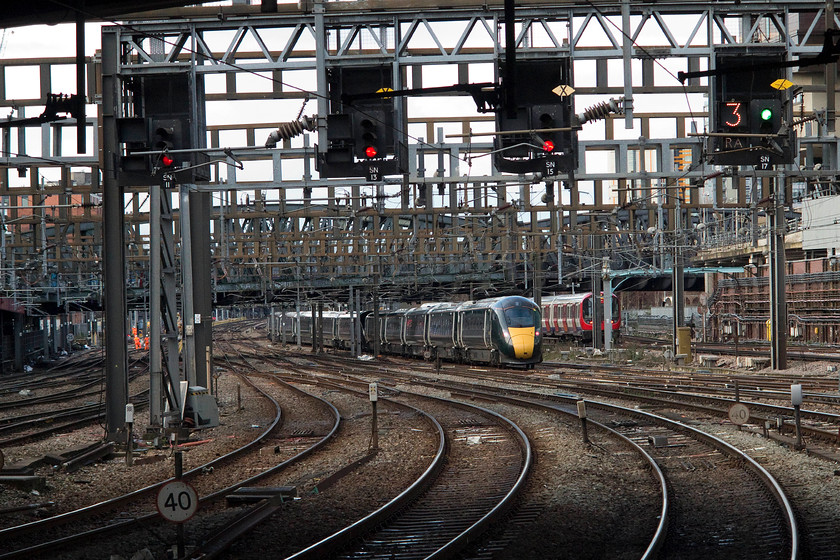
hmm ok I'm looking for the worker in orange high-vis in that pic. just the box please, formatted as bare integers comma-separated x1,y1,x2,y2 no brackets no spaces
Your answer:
134,334,141,349
144,335,149,350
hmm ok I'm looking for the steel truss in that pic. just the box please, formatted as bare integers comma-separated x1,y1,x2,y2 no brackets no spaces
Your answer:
0,0,837,310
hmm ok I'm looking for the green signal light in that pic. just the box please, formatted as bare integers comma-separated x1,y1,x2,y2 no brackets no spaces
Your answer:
760,107,774,121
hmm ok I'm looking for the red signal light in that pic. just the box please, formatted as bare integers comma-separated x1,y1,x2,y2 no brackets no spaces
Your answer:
542,140,555,153
364,145,378,158
162,154,174,167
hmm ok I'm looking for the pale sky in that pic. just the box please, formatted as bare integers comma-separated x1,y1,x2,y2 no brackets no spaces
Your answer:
1,15,716,208
2,23,105,58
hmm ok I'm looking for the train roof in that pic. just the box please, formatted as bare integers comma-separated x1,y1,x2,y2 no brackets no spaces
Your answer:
405,302,459,314
280,309,349,318
283,296,540,318
540,293,591,304
457,295,539,311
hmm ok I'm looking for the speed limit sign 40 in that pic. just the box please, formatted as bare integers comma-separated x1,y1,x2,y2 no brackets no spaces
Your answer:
728,403,750,426
157,480,198,523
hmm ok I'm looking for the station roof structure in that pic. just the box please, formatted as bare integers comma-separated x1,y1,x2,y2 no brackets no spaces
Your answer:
2,1,213,27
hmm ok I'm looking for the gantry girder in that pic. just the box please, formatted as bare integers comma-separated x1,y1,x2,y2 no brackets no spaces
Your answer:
1,0,838,316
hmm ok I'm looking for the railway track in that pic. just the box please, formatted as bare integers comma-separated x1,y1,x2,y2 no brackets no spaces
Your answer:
0,367,296,558
402,357,840,558
0,355,147,447
530,367,840,453
228,326,840,558
215,370,534,560
254,356,794,559
624,335,840,363
199,343,546,559
417,357,840,457
1,321,834,558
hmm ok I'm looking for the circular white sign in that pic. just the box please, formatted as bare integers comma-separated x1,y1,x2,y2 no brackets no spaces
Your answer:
157,480,198,523
728,403,750,426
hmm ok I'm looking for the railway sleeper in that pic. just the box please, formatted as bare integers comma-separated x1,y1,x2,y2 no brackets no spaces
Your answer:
225,486,298,506
0,475,47,491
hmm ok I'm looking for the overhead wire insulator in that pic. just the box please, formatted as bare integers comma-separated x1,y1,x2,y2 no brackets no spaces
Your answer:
576,97,625,125
265,115,318,147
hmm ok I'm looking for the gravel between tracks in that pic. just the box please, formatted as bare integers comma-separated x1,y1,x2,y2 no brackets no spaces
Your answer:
2,343,840,559
0,372,275,532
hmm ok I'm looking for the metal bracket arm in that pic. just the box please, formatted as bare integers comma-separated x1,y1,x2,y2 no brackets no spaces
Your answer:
341,83,500,114
0,93,83,128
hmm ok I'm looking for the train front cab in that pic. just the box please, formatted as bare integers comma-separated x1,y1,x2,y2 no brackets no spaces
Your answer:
580,293,621,343
493,297,542,367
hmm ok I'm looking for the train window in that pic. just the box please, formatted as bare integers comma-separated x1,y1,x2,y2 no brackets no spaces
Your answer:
464,311,482,330
581,298,592,321
405,316,425,338
503,306,538,328
461,311,484,334
429,313,453,335
385,316,401,338
461,310,485,337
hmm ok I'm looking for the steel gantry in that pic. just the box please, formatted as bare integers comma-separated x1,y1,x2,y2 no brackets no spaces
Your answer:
98,0,836,299
0,0,838,432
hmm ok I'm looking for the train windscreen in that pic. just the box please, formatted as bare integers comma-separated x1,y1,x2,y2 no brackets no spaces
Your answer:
503,306,539,328
582,295,619,322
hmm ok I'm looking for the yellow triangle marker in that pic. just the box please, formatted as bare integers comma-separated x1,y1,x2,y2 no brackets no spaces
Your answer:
552,84,575,98
771,79,794,91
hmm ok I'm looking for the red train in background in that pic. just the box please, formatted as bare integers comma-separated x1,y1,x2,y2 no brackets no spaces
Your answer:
540,292,621,344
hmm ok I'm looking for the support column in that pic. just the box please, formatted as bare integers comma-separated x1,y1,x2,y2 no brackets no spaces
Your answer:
149,182,163,429
190,190,212,389
827,0,836,144
161,181,182,414
179,184,197,388
102,29,129,441
591,229,602,350
42,317,50,360
603,257,612,352
770,172,787,370
621,0,634,127
672,262,685,354
13,312,23,371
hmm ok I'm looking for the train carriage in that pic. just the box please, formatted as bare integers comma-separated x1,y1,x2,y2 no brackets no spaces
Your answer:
334,313,356,349
363,309,408,355
271,295,542,368
381,310,406,353
540,292,620,343
458,305,490,352
455,296,541,367
426,303,460,360
403,305,432,358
